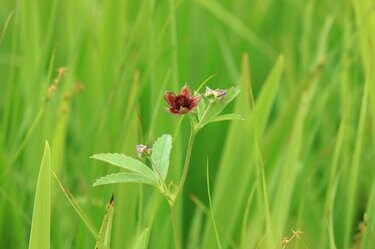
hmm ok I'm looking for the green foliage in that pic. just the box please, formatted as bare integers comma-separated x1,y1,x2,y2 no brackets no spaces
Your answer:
196,87,241,130
53,171,98,239
28,142,51,249
91,154,159,184
95,196,115,249
94,172,159,188
133,228,150,249
151,134,172,181
1,0,374,248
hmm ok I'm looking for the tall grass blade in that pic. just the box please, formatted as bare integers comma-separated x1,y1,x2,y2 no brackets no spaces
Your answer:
28,141,51,249
206,160,222,249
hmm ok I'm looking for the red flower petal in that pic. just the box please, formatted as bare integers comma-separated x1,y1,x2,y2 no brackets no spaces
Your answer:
168,107,180,114
189,96,201,109
180,86,191,98
164,92,176,107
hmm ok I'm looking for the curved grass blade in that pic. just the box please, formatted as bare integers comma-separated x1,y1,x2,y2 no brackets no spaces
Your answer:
28,141,51,249
95,195,115,249
52,171,98,239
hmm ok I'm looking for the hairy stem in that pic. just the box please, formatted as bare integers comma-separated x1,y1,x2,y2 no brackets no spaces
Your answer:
173,122,196,204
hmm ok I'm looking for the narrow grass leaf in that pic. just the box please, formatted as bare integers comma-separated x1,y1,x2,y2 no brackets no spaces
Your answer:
187,208,203,249
95,195,115,249
194,0,275,59
201,55,284,248
93,172,159,188
90,153,158,181
255,55,284,133
151,134,172,180
28,141,51,249
206,160,222,249
133,228,150,249
344,73,370,248
52,171,98,238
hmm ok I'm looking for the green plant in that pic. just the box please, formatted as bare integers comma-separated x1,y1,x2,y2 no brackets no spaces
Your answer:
91,85,241,249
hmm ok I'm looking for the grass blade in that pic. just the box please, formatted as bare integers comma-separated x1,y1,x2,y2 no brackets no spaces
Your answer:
195,0,276,59
206,159,222,249
133,228,150,249
28,141,51,249
95,195,115,249
52,171,98,239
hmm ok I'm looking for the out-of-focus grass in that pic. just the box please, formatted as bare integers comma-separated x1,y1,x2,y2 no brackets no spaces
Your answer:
0,0,374,248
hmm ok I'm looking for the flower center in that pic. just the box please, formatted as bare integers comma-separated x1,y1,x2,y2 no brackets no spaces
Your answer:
175,95,190,109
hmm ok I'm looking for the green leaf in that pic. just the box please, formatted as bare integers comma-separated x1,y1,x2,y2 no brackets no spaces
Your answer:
90,153,158,181
197,97,206,121
151,134,172,180
28,141,51,249
205,113,244,125
133,228,150,249
93,172,159,187
95,195,115,249
199,87,240,127
53,171,98,239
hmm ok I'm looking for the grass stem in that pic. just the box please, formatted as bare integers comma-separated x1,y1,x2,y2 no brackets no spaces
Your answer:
173,120,196,204
170,205,181,249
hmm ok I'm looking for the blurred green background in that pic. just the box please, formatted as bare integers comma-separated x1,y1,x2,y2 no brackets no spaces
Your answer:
1,0,374,248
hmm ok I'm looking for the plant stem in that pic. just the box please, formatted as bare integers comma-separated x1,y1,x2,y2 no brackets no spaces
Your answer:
173,122,196,204
168,114,197,249
147,156,168,192
170,205,181,249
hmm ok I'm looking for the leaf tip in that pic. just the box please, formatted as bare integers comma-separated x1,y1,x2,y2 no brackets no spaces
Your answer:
110,194,115,204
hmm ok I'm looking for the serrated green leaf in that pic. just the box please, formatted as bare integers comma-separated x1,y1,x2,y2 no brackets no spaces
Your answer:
151,134,172,180
199,87,240,127
133,228,150,249
205,113,244,125
28,141,51,249
95,195,115,249
90,153,158,181
93,172,159,187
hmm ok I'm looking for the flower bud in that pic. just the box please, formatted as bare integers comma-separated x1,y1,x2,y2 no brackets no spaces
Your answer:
204,87,227,101
136,144,152,158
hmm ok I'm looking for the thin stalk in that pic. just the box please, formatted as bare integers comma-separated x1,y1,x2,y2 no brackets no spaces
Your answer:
170,205,181,249
173,120,196,204
206,160,223,249
147,156,168,192
168,114,197,249
11,107,45,164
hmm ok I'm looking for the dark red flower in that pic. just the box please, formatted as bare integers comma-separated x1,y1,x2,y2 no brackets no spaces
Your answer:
164,86,201,115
